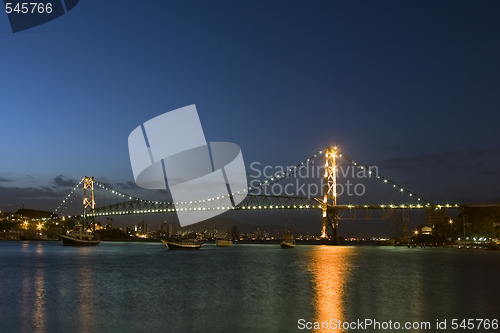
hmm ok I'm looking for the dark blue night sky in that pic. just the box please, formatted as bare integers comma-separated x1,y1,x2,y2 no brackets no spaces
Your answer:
1,1,499,223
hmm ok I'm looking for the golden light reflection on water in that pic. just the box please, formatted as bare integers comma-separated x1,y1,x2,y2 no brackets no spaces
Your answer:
20,266,32,333
20,243,46,333
18,245,97,333
33,267,46,333
408,260,423,330
76,248,96,332
308,246,355,333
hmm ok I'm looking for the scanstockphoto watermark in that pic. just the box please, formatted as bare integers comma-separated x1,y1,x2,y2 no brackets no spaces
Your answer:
249,161,379,199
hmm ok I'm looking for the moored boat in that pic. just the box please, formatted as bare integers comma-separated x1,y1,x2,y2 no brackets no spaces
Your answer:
280,240,295,248
61,232,100,246
161,239,203,250
280,229,295,248
215,231,233,247
215,238,233,247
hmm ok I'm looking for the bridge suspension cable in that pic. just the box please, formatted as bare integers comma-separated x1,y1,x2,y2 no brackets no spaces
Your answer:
51,146,460,224
338,152,431,205
248,149,324,192
51,178,85,219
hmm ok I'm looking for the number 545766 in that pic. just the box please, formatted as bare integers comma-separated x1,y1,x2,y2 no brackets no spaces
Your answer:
5,2,53,14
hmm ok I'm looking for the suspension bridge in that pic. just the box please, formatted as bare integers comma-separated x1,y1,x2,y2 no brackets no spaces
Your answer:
51,146,463,241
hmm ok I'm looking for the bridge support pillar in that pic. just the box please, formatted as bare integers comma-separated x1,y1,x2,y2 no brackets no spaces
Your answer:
321,147,339,244
82,176,96,235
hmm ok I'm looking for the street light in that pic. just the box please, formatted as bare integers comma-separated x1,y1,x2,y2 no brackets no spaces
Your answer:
449,219,454,244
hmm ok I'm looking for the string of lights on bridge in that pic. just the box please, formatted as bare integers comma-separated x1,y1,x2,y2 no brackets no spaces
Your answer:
92,148,325,209
92,150,325,207
51,178,84,219
88,204,325,217
336,150,460,209
336,151,461,210
247,150,324,191
94,181,162,204
86,201,460,218
241,147,458,210
51,147,460,218
337,152,431,205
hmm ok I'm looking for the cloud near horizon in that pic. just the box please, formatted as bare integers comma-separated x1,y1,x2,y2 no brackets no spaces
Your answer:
53,175,78,188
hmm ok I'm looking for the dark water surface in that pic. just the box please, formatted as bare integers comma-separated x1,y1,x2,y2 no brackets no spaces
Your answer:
1,241,499,332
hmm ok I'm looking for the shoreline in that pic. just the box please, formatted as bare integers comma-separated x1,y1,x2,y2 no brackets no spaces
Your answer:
1,238,498,250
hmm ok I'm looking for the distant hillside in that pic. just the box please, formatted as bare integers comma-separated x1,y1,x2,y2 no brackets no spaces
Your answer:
15,209,53,219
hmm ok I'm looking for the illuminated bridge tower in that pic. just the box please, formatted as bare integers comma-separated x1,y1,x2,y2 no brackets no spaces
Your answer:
321,146,339,244
82,176,96,234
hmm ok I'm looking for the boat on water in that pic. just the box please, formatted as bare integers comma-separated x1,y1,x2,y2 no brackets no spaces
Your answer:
215,231,233,247
61,232,100,246
161,239,203,250
215,238,233,247
280,230,295,248
280,240,295,248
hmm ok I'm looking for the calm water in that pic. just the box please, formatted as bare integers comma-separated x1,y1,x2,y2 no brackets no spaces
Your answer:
0,241,499,333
